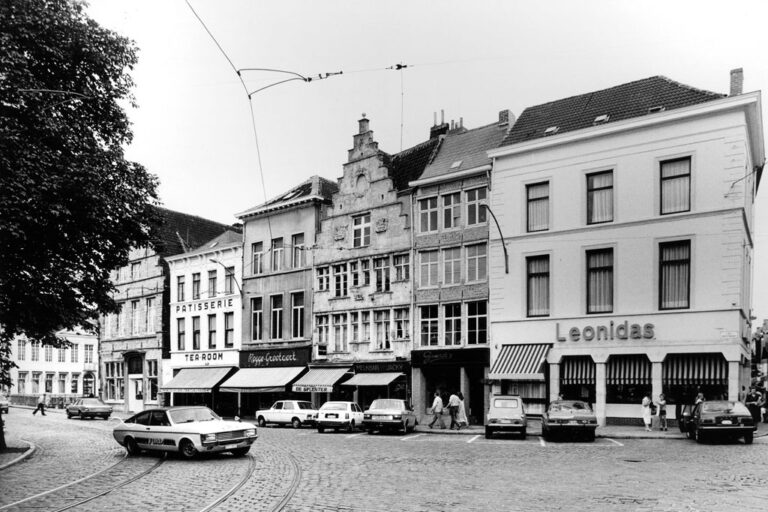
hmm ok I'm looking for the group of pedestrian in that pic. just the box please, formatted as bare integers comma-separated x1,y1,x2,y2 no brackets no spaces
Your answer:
744,386,767,424
641,393,668,431
428,390,468,430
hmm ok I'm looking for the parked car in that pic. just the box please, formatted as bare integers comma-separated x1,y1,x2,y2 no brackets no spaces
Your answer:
66,397,113,420
678,400,756,444
485,395,527,439
113,406,257,459
0,394,10,414
541,400,598,441
256,400,318,428
362,399,417,434
317,401,364,433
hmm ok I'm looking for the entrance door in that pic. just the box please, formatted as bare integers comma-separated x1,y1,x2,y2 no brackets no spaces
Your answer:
127,375,144,413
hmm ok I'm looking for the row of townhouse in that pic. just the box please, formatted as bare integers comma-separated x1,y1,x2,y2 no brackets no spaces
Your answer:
43,68,758,428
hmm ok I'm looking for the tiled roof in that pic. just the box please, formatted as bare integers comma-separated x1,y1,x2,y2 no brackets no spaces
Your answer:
501,76,725,146
237,175,338,218
419,122,509,181
382,138,441,192
178,228,243,258
152,207,233,257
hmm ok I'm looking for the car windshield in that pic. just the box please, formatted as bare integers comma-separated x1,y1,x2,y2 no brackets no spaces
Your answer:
297,402,315,410
369,399,404,410
82,398,106,406
549,401,592,413
169,407,220,423
320,402,347,411
702,401,750,414
493,398,520,408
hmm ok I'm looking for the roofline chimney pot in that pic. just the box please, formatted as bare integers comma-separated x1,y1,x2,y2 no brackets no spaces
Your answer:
730,68,743,96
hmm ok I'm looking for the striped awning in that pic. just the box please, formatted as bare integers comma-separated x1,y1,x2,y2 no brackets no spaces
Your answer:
342,372,403,387
161,367,233,393
561,357,595,385
219,367,305,393
663,354,728,386
607,355,651,385
489,344,550,381
292,367,351,393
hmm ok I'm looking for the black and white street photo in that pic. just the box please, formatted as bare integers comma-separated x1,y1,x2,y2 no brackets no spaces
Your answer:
2,1,768,511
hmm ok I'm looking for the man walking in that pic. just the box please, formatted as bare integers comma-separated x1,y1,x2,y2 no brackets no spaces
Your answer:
428,391,445,429
447,391,461,430
745,387,762,424
32,392,47,416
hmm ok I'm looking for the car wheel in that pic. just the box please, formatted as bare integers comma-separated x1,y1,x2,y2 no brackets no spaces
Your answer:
179,439,197,459
346,421,354,433
520,428,527,440
291,418,302,429
125,437,140,456
485,427,492,439
585,430,595,442
317,426,325,433
66,412,73,419
257,416,266,427
230,447,250,457
686,428,694,440
104,415,110,420
366,428,375,435
744,432,754,445
694,428,706,444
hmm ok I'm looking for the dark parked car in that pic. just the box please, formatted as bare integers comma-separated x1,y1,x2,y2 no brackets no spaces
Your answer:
66,397,113,420
541,400,598,441
362,399,417,434
678,400,756,444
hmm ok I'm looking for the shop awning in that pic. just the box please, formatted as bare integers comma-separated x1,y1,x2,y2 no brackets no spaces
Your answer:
561,357,596,385
218,367,305,393
292,367,351,393
489,344,550,381
663,354,727,386
161,367,233,393
342,372,403,387
607,355,651,385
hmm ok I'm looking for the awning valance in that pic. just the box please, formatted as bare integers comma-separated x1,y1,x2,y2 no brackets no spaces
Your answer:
489,344,550,381
219,367,305,393
561,357,595,385
607,355,651,385
161,367,233,393
292,367,351,393
663,354,727,386
342,372,403,387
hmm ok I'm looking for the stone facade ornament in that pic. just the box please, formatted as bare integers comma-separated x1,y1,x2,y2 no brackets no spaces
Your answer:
334,225,347,241
375,218,388,233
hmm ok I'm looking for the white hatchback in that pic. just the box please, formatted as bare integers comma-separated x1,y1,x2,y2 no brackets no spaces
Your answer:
316,401,364,433
256,400,318,428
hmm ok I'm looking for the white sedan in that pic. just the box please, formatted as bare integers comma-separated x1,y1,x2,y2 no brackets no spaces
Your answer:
316,401,364,433
255,400,318,428
113,406,257,459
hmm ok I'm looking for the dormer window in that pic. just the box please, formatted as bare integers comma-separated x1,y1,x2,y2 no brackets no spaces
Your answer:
593,114,609,125
648,105,666,114
450,160,463,169
543,126,559,136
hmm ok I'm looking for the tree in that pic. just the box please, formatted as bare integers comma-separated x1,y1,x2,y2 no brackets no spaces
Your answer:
0,0,159,449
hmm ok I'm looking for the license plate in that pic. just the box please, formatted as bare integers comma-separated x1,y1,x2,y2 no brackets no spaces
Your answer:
499,419,512,424
373,415,388,420
721,420,732,425
224,444,237,449
326,414,338,419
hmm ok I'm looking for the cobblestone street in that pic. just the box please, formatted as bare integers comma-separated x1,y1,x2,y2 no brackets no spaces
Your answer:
2,407,767,511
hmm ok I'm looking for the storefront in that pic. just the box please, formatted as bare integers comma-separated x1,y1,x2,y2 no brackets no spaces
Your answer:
343,361,410,411
412,348,489,425
162,364,237,416
219,346,311,417
291,365,354,408
488,343,550,415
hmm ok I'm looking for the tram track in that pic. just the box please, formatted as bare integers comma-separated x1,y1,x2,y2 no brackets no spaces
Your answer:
199,452,257,512
269,447,302,512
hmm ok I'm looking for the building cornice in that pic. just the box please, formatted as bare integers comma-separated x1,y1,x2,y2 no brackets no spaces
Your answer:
408,164,491,188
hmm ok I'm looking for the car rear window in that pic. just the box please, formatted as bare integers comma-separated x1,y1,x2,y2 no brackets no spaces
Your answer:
83,398,105,406
493,398,520,408
549,401,592,413
370,399,403,409
297,402,315,410
320,402,347,411
702,402,749,414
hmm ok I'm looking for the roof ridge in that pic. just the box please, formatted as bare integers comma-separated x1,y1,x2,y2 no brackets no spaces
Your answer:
154,206,230,228
656,75,725,98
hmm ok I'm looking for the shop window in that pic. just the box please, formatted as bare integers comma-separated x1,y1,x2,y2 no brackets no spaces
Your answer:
606,355,651,404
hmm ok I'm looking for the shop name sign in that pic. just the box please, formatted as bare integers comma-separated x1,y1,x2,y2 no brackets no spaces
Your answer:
240,346,311,368
247,352,297,367
183,351,225,362
556,320,655,342
176,298,234,313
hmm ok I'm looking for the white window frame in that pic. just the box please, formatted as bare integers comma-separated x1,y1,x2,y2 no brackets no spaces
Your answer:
466,187,487,226
420,197,438,232
353,213,371,247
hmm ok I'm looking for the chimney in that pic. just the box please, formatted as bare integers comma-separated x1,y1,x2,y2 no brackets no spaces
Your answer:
358,114,369,134
730,68,743,96
430,109,449,139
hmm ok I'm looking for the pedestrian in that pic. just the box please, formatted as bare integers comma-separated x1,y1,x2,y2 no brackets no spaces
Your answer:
32,392,47,416
557,392,564,400
428,391,446,429
657,393,668,431
456,391,468,429
447,391,461,430
745,387,762,424
641,394,652,431
694,392,705,405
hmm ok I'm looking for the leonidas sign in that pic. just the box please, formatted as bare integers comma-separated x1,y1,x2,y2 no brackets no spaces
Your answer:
556,320,655,342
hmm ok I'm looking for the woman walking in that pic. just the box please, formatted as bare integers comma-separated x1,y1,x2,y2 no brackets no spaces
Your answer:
657,393,668,431
457,391,468,430
641,394,653,431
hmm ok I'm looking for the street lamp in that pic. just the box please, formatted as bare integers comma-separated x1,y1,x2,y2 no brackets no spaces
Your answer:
481,204,509,274
209,259,242,294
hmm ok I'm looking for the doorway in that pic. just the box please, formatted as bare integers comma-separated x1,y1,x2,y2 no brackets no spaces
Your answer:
127,376,144,413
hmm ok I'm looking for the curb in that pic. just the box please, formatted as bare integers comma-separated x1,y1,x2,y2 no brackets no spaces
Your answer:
0,439,35,471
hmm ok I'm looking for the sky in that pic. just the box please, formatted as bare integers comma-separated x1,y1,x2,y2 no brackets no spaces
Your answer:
86,0,768,325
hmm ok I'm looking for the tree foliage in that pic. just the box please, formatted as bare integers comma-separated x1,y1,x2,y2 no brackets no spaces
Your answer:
0,0,159,391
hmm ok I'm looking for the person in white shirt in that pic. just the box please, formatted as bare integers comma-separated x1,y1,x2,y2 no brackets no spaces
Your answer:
447,392,461,430
428,391,445,429
32,393,47,416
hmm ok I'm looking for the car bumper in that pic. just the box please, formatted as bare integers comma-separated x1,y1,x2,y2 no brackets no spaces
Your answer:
363,420,403,430
200,436,257,452
486,423,526,433
544,424,597,432
317,420,351,428
698,425,756,435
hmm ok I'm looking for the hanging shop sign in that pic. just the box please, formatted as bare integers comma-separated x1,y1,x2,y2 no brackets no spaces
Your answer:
556,321,655,342
239,346,311,368
353,361,409,374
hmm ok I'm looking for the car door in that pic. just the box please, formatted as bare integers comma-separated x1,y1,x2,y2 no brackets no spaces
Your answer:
352,403,364,425
147,410,174,451
69,399,81,416
281,401,295,424
131,412,153,450
267,401,283,423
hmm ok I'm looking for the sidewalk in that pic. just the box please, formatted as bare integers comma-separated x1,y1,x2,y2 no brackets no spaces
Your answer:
414,417,768,439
